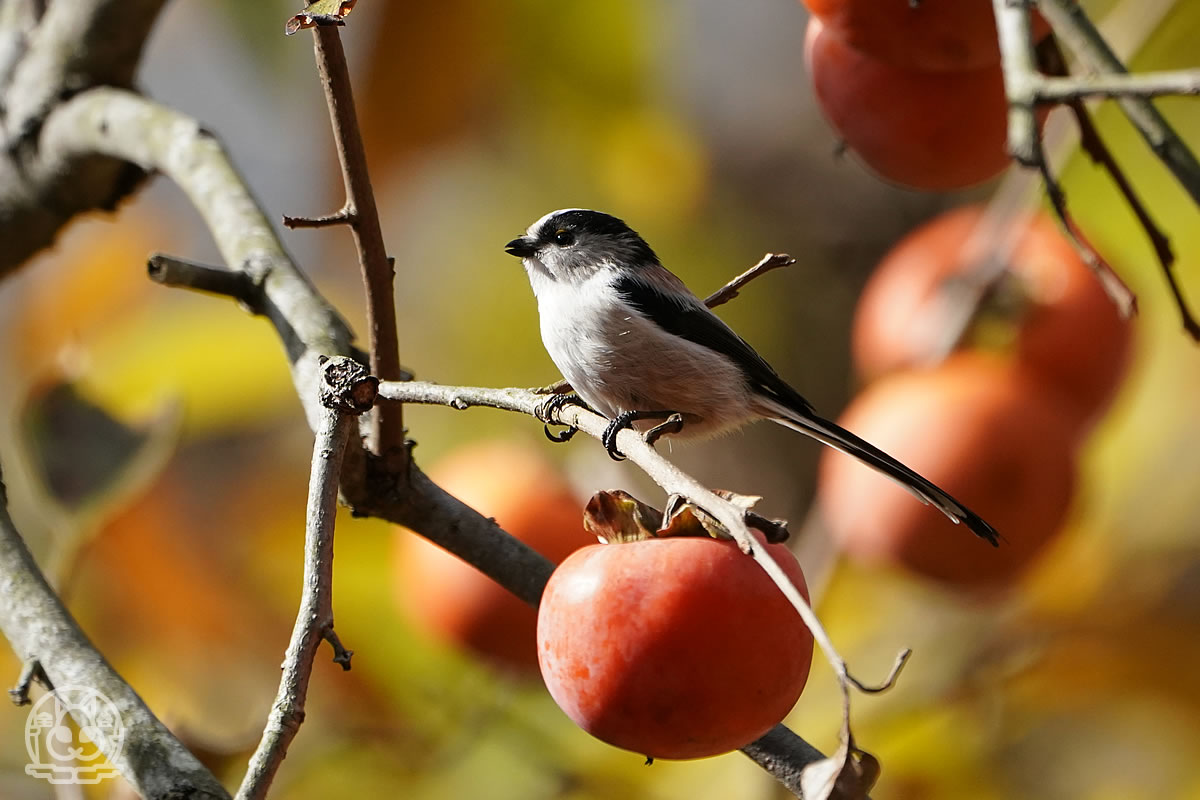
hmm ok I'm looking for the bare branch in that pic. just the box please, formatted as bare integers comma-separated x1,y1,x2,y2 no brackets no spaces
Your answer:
992,0,1041,167
703,253,796,309
742,726,834,797
1038,0,1200,207
236,357,371,800
37,87,357,429
0,465,230,799
307,26,406,461
1036,152,1138,317
0,0,167,275
147,253,260,307
992,0,1138,317
1063,95,1200,337
1035,69,1200,101
282,208,354,229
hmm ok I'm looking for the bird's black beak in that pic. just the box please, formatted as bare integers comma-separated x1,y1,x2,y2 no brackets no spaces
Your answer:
505,236,537,258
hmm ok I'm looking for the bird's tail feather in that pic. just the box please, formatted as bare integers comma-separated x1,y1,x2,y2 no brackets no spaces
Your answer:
772,410,1000,546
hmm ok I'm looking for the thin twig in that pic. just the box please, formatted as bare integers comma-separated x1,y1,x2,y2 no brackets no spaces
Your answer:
992,0,1138,316
236,357,371,800
1034,26,1199,338
38,87,357,430
1038,0,1200,208
1063,97,1200,337
1035,69,1200,101
147,253,260,308
992,0,1041,167
1036,153,1138,317
282,209,353,229
703,253,796,309
309,27,405,462
0,0,166,276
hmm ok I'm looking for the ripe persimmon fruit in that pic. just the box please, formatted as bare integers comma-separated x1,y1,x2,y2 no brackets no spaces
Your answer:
537,533,814,759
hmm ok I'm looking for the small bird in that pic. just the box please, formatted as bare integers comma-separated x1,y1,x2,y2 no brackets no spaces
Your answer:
505,208,999,546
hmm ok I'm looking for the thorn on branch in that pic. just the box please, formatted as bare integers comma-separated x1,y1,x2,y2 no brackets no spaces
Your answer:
9,660,49,706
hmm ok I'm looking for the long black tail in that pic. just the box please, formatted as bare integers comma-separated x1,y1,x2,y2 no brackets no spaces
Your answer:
773,410,1000,546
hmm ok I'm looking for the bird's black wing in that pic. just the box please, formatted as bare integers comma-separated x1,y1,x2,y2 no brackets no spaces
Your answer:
614,276,1001,546
613,275,815,416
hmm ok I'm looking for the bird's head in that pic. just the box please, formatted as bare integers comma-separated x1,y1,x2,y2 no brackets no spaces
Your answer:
505,209,659,283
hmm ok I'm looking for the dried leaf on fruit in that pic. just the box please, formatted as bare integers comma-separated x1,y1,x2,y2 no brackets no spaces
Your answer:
583,490,661,543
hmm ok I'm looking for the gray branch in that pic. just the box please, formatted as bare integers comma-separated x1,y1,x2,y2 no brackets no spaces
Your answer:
33,86,357,430
308,27,406,459
1038,0,1200,206
236,358,369,800
994,0,1200,208
1035,69,1200,101
0,467,230,800
0,0,167,275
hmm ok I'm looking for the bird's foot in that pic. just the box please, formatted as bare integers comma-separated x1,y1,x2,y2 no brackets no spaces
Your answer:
537,393,583,443
601,410,683,461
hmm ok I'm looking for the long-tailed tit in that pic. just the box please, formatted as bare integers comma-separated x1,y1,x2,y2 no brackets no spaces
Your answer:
505,208,999,546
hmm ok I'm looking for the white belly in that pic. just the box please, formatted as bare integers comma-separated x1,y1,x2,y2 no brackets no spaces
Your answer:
532,273,753,438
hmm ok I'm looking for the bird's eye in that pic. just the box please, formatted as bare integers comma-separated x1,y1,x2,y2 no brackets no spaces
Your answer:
554,229,575,247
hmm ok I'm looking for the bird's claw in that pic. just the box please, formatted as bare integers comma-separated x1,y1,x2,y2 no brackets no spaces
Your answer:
537,393,581,444
601,413,634,461
644,413,685,447
544,424,577,443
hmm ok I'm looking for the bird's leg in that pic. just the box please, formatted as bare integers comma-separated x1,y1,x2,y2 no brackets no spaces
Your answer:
536,392,586,443
601,410,683,461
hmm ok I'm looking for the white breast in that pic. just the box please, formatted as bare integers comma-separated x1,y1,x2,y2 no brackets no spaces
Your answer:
527,267,755,437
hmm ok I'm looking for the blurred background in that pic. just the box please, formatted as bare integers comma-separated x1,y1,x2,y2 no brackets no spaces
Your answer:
1,0,1199,797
